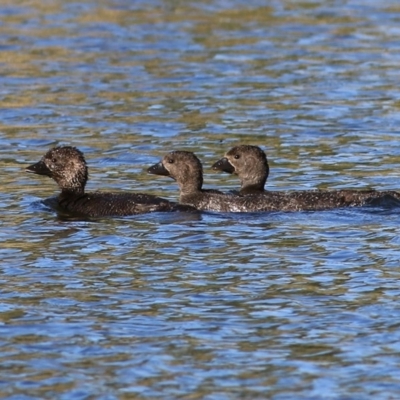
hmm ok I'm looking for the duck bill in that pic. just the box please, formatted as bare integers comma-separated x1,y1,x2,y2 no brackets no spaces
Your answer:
147,162,170,177
26,160,51,176
211,157,235,174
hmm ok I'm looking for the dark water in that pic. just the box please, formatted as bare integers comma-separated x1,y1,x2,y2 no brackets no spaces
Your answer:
2,0,400,398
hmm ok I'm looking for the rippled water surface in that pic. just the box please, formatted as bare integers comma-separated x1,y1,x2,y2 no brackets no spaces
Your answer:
2,0,400,398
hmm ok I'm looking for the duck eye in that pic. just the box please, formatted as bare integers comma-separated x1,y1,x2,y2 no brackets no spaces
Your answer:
52,157,57,163
234,154,240,159
167,158,174,164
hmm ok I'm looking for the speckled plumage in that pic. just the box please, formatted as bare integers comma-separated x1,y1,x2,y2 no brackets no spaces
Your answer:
212,144,400,209
26,146,194,217
149,149,400,212
148,150,325,212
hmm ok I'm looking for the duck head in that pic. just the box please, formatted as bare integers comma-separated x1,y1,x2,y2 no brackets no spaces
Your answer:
148,151,204,195
26,146,88,194
212,145,269,193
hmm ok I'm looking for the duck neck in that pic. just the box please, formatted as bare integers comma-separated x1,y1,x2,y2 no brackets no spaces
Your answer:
239,162,268,193
179,179,203,196
240,182,266,194
240,176,267,193
60,187,85,197
177,172,203,198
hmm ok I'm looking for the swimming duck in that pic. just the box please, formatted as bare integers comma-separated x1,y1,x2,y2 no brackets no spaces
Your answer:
147,151,232,211
26,146,194,217
147,150,353,212
212,144,400,208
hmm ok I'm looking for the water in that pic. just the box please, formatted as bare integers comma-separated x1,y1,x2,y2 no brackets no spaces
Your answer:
2,0,400,398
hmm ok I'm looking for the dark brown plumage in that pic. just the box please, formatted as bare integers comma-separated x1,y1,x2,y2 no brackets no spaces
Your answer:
212,144,400,209
148,150,359,212
26,146,194,217
148,150,256,212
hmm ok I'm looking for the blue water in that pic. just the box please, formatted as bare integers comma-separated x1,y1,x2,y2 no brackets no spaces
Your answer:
2,0,400,398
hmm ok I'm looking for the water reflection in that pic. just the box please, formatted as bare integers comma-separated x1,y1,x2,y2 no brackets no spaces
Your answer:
2,0,400,398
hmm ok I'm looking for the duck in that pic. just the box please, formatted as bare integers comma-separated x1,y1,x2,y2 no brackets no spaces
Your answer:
147,151,233,211
147,150,350,212
212,144,400,208
26,146,194,217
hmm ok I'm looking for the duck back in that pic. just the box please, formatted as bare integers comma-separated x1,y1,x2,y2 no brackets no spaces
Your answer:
58,192,193,217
